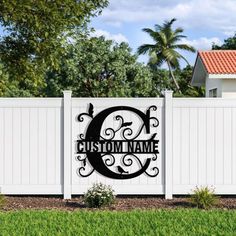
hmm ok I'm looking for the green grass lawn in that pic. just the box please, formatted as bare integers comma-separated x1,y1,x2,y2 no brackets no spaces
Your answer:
0,209,235,236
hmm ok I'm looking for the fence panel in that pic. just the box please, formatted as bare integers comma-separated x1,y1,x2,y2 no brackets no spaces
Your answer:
0,99,63,194
0,95,236,198
172,98,236,194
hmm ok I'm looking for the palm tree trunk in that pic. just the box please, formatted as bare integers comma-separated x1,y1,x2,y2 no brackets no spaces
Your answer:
167,61,182,94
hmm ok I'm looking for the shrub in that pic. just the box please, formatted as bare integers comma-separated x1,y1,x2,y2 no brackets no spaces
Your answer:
84,183,115,208
0,194,6,209
190,186,219,209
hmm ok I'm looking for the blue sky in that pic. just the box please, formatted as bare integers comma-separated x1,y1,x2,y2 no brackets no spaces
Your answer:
91,0,236,67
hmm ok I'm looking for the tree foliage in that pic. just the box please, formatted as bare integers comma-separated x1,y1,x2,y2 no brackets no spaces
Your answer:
0,34,204,98
175,65,204,97
149,68,172,96
212,33,236,50
137,18,195,93
44,36,154,97
0,5,206,98
0,0,108,90
149,65,204,97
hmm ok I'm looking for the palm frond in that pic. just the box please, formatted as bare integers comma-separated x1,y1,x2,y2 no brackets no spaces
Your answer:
172,44,196,52
164,19,176,38
154,23,162,32
142,28,156,35
169,34,187,44
163,48,182,69
167,49,191,66
144,28,169,46
163,18,177,29
142,28,159,40
158,31,168,46
148,52,165,67
139,18,194,76
170,57,180,69
137,44,156,55
178,53,190,65
162,48,176,61
174,27,184,34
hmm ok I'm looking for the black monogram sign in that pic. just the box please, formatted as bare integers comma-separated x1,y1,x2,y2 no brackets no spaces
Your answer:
76,104,159,179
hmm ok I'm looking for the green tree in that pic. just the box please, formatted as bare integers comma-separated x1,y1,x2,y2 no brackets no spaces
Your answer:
0,0,108,95
212,33,236,49
149,68,172,96
137,18,195,93
0,62,36,96
44,36,154,97
175,65,204,97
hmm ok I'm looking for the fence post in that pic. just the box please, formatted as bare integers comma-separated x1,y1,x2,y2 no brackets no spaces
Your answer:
63,90,72,199
164,90,173,199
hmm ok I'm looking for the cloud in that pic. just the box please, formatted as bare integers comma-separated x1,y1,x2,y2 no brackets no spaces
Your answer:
223,31,236,37
98,0,192,26
100,0,236,34
181,37,223,50
91,29,129,44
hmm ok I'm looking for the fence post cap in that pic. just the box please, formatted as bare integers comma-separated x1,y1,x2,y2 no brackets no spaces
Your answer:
162,90,173,97
63,90,72,95
164,90,173,94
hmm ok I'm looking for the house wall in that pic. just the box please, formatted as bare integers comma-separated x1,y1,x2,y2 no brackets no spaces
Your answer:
206,77,236,98
205,76,222,97
222,80,236,98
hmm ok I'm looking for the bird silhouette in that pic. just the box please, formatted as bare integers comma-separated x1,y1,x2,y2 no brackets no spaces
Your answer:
117,166,129,175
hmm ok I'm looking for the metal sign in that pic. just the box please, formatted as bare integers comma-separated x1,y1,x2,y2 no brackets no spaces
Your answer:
76,103,159,179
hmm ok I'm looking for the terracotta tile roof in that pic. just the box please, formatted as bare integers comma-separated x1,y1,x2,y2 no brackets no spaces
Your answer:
198,50,236,74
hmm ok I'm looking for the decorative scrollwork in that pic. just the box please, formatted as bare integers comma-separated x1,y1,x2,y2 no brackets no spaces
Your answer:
76,103,160,179
121,127,133,140
77,103,94,122
115,115,124,123
76,155,86,162
121,153,159,177
152,153,158,161
103,128,116,140
100,114,133,140
150,117,159,128
76,167,95,177
78,113,90,122
122,124,146,141
102,154,116,167
76,154,95,177
147,105,157,112
122,154,141,167
145,167,159,177
78,133,85,140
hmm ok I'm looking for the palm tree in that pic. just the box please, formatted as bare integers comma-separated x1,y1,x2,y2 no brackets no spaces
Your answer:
137,18,195,93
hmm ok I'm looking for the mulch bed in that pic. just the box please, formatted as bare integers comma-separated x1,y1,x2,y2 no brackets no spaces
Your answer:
2,196,236,211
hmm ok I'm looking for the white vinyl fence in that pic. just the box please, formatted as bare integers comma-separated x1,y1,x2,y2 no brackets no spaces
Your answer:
0,91,236,199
